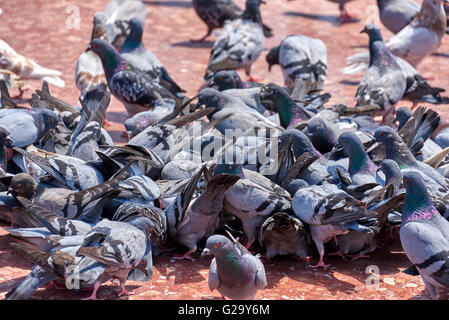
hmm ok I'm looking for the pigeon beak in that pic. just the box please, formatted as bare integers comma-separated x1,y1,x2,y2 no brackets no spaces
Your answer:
6,186,12,196
201,248,211,257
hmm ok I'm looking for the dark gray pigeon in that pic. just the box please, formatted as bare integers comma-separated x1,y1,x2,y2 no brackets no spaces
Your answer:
201,233,267,300
120,18,185,96
400,171,449,299
166,166,240,261
192,0,272,42
90,39,179,116
354,24,406,122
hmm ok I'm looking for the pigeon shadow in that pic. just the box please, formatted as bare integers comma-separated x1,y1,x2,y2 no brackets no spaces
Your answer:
431,52,449,59
171,40,214,49
153,252,209,285
340,80,360,86
143,1,192,8
283,11,360,25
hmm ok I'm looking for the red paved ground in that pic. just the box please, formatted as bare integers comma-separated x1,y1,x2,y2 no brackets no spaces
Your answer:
0,0,448,300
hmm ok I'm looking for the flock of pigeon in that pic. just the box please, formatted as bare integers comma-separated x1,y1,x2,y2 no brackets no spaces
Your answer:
1,0,449,300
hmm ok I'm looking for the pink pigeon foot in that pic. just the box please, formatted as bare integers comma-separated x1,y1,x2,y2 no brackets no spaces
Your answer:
328,251,347,261
103,118,113,129
350,253,371,261
173,250,196,261
117,284,135,297
308,256,330,269
11,86,29,100
339,11,356,23
246,75,262,82
82,281,102,300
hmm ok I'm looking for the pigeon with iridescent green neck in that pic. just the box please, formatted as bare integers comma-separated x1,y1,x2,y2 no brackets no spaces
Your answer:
336,131,380,196
120,18,185,96
259,83,311,128
279,129,347,186
400,171,449,299
89,39,178,116
210,70,262,91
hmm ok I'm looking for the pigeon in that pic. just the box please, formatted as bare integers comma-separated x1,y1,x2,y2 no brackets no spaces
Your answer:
400,171,449,299
104,0,147,50
204,0,265,81
292,183,374,268
258,212,309,260
209,70,262,91
0,126,12,171
336,131,380,196
89,39,179,116
266,35,327,93
195,88,282,135
68,89,111,162
75,12,108,102
166,166,240,260
0,39,65,96
345,0,447,73
306,117,339,154
8,162,129,222
191,0,272,42
326,0,358,23
217,163,292,249
201,233,267,300
0,108,59,148
120,18,185,96
124,98,175,139
354,24,406,121
377,0,420,34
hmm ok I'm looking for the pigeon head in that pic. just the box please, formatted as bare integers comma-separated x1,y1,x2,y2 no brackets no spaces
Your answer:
360,23,383,41
8,173,38,200
266,46,280,72
120,18,144,53
307,117,337,153
210,71,243,91
126,216,155,238
196,88,225,110
260,83,309,127
0,127,12,171
28,108,59,140
243,0,265,24
201,234,234,257
270,212,301,232
338,131,376,175
280,129,321,159
213,156,244,177
395,107,413,130
90,39,127,78
402,171,439,223
374,126,415,166
380,159,402,188
91,12,108,42
287,179,309,196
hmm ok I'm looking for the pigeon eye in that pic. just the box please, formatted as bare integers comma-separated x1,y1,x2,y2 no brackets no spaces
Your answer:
340,138,345,143
215,243,221,248
380,132,386,137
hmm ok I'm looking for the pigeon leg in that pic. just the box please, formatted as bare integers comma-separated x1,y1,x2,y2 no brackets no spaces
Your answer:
328,251,347,261
117,280,135,297
11,86,29,100
191,28,212,43
103,118,113,129
83,272,105,300
82,280,103,300
244,238,255,250
308,242,329,269
173,247,197,261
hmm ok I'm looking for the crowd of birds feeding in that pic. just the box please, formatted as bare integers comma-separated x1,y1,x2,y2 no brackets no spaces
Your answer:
1,0,449,300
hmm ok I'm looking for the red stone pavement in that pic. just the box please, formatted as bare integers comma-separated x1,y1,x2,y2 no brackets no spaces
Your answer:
0,0,448,300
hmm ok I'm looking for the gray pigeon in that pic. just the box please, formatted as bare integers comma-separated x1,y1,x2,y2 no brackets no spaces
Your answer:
204,0,265,81
400,171,449,299
266,35,327,93
201,233,267,300
0,108,59,148
120,18,185,96
354,24,406,121
166,166,240,260
377,0,420,34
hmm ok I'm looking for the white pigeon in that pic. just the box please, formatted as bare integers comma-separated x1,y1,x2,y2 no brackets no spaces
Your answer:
344,0,447,74
0,39,64,89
